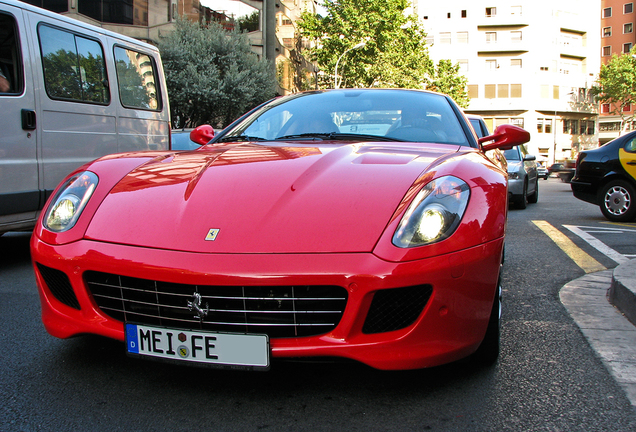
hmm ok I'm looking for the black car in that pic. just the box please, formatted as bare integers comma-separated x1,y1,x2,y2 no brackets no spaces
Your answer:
571,131,636,221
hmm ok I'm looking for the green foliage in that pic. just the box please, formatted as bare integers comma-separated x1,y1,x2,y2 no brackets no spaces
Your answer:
427,59,469,108
159,18,277,128
297,0,469,107
591,49,636,132
238,10,260,33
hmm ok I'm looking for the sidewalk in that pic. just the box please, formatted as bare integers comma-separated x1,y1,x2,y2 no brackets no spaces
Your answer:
560,259,636,408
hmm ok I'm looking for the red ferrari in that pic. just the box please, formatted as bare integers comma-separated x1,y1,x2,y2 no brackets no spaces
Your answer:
31,89,529,370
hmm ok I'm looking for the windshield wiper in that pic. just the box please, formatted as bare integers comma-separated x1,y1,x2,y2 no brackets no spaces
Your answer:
216,135,268,143
275,132,403,142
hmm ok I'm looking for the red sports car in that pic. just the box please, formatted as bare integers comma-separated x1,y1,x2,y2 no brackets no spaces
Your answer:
31,89,529,370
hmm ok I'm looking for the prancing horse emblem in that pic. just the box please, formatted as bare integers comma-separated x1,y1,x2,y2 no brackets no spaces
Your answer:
187,292,209,320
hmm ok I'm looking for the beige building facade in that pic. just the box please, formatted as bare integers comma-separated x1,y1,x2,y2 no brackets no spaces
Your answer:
416,0,600,164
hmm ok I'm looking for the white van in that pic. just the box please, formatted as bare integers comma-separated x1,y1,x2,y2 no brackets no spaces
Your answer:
0,0,170,234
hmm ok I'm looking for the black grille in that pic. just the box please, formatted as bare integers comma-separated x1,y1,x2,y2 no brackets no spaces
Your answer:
36,263,80,310
84,271,348,338
362,285,433,334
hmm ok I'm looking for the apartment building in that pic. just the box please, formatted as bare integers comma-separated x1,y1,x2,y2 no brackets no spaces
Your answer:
599,0,636,143
19,0,233,45
416,1,600,164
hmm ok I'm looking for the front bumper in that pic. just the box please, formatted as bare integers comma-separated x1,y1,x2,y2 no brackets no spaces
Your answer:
507,177,524,197
32,236,503,370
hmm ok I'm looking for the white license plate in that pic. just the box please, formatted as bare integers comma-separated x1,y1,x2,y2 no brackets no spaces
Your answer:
125,323,270,370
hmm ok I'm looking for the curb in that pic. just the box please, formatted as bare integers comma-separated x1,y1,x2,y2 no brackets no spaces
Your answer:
610,260,636,327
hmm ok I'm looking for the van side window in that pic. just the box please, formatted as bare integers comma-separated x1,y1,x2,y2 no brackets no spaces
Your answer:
114,46,161,111
0,13,24,95
38,24,109,104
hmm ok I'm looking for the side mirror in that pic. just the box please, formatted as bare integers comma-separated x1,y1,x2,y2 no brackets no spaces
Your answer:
524,154,536,161
479,124,530,152
190,125,215,146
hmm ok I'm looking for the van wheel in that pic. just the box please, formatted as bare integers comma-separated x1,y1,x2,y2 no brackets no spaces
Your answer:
600,180,636,222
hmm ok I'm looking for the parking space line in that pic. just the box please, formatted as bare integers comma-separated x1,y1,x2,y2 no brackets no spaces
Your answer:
563,225,630,265
532,220,607,273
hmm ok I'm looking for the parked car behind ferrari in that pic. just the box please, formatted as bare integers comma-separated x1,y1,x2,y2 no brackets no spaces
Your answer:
571,131,636,221
32,89,529,371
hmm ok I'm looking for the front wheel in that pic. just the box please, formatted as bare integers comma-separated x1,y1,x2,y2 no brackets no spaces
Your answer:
527,178,539,204
516,180,528,209
599,179,636,222
470,280,501,365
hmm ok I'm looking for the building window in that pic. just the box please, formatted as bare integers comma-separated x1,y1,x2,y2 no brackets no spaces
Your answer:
486,59,498,70
22,0,68,13
624,103,632,112
603,46,612,56
440,32,451,44
511,31,522,42
457,32,469,43
468,84,478,98
603,7,612,18
511,59,522,68
461,10,467,18
625,23,634,33
624,42,633,53
626,3,634,14
486,7,497,17
553,85,560,99
540,66,549,71
511,84,522,98
603,27,612,37
458,59,468,73
498,84,509,98
485,32,497,43
511,6,522,15
602,103,611,113
485,84,496,98
447,12,451,18
586,121,595,135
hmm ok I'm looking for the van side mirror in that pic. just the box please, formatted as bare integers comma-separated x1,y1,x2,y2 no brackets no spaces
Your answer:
190,125,215,146
479,124,530,152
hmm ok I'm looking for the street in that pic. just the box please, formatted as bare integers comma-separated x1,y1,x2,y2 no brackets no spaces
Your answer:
2,178,636,431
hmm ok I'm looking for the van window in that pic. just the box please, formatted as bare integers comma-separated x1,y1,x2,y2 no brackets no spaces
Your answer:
114,46,161,111
38,24,109,104
0,13,24,95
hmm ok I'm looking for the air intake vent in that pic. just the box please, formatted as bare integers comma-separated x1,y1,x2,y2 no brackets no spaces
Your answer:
36,263,80,310
84,271,348,339
362,285,433,334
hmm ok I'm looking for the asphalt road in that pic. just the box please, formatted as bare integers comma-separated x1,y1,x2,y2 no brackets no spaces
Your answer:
2,178,636,431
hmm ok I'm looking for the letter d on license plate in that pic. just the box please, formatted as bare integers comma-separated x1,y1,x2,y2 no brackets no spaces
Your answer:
125,323,269,370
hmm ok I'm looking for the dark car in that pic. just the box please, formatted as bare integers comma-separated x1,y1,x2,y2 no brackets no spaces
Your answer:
571,131,636,221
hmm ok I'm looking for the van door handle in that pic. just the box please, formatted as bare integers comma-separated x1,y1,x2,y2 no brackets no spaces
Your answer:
21,109,36,130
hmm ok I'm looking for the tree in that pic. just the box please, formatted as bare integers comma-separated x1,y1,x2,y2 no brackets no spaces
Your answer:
238,10,259,33
297,0,469,106
159,18,277,129
591,49,636,134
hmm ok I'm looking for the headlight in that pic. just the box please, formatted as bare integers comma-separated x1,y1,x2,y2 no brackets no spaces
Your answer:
392,176,470,248
507,171,520,179
44,171,98,232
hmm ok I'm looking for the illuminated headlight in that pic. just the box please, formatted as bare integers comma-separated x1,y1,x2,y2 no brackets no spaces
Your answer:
507,171,520,179
392,176,470,248
44,171,98,232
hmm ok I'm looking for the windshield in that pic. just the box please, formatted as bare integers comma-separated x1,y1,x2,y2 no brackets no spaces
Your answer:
503,148,521,161
218,90,470,146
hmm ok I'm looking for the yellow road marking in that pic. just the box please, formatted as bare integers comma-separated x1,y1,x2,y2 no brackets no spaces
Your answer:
600,221,636,230
532,220,606,273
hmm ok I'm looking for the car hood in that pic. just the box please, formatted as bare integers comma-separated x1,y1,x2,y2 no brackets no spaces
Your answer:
85,142,463,253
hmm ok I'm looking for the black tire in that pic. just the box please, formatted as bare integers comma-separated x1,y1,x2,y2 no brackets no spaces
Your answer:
516,180,527,209
527,178,538,204
599,179,636,222
471,279,501,365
